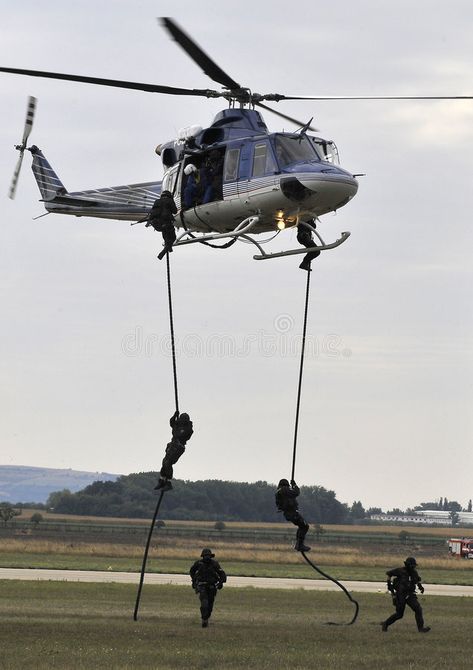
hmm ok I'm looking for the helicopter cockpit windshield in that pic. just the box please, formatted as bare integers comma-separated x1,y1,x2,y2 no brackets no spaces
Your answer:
273,135,318,168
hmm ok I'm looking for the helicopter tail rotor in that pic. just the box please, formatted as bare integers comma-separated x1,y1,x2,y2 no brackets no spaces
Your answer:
8,95,36,199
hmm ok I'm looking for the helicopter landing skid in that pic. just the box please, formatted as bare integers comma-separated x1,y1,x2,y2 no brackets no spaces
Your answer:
252,231,351,260
174,215,260,247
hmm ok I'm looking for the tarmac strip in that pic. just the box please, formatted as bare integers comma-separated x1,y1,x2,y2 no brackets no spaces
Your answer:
0,568,472,597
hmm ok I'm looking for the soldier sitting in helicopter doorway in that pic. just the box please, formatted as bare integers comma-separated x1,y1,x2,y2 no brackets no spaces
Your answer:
297,219,320,271
201,149,224,204
145,190,178,260
182,163,201,209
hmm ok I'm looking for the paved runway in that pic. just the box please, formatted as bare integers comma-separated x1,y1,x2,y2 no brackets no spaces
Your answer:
1,568,472,597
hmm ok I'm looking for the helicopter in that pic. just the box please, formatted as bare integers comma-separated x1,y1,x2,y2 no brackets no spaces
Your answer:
2,18,472,261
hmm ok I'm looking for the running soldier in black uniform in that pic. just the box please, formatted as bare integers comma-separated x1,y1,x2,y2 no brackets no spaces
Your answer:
275,478,310,552
154,411,193,492
190,548,227,628
381,557,431,633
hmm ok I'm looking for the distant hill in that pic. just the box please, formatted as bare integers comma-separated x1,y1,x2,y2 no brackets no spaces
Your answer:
0,465,119,504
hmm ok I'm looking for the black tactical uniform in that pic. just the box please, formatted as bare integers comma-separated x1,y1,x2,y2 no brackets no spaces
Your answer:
297,220,320,271
275,478,310,552
146,191,178,260
190,548,227,627
381,557,430,632
155,412,194,491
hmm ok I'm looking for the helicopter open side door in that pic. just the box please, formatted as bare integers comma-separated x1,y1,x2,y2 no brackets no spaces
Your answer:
162,164,182,207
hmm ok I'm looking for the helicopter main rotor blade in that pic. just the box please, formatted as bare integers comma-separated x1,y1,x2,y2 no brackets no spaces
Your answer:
263,94,473,101
160,17,241,91
0,67,224,98
8,95,36,200
256,102,318,132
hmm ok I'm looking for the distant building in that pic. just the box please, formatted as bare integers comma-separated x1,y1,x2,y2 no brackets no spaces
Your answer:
370,510,473,525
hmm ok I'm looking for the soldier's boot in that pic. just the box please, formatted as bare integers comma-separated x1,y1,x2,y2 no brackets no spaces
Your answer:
418,627,431,633
201,619,208,628
381,622,389,632
157,248,167,260
299,260,312,271
154,478,173,491
294,540,311,552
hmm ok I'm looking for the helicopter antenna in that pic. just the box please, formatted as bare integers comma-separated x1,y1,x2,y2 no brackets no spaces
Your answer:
297,117,314,135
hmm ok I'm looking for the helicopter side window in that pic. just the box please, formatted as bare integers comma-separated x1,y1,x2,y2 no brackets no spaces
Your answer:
325,141,340,164
309,138,340,164
224,148,240,181
252,142,276,177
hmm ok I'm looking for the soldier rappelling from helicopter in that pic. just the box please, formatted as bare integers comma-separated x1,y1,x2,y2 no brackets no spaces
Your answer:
155,411,194,491
297,220,320,271
275,478,310,552
145,190,178,259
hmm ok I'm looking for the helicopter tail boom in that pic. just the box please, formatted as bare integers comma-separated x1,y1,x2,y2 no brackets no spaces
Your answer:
27,145,162,220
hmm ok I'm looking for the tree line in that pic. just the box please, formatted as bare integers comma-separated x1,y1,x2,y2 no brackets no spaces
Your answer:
3,476,470,525
44,474,353,523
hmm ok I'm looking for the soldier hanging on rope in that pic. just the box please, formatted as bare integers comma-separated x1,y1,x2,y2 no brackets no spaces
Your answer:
190,548,227,628
297,219,320,271
145,190,178,260
154,411,194,491
275,478,311,552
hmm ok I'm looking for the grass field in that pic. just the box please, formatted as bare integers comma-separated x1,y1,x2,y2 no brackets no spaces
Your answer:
0,580,472,669
1,536,472,584
14,509,473,538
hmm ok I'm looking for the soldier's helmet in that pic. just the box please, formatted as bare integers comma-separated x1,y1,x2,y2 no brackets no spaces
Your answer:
161,190,172,198
278,478,290,488
179,413,190,422
404,556,417,568
201,548,215,558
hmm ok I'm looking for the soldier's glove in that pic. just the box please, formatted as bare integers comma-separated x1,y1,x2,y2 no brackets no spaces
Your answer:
217,583,223,590
418,585,424,594
387,582,394,593
290,479,296,487
145,222,151,227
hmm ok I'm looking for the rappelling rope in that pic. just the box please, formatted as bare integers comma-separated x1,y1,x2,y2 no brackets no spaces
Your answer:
133,251,180,620
291,267,312,482
291,267,359,625
133,490,164,621
301,551,360,625
166,252,180,414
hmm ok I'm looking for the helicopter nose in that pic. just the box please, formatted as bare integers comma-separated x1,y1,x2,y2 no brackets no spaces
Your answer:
281,167,358,211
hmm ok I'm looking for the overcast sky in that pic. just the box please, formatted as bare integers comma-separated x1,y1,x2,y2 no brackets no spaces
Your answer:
0,1,472,511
